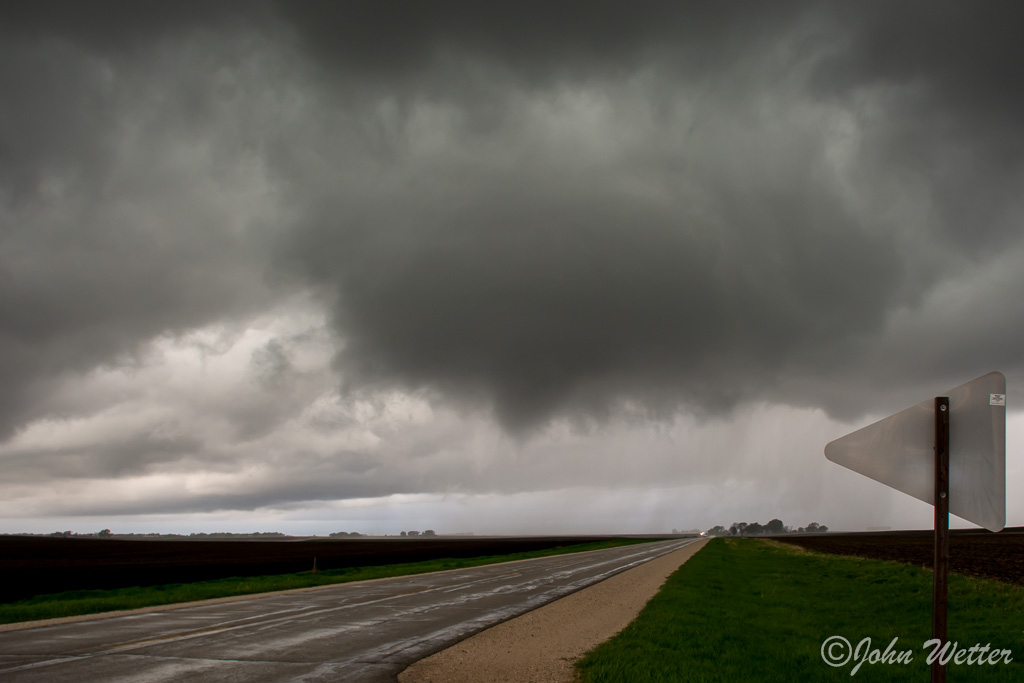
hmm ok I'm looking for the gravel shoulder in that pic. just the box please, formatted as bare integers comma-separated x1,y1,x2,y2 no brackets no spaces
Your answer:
399,538,708,683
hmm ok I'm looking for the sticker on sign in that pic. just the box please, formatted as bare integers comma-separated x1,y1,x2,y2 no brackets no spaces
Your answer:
990,394,1006,406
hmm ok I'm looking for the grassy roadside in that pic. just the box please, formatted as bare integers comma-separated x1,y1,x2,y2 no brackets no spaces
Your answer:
576,538,1024,682
1,538,659,626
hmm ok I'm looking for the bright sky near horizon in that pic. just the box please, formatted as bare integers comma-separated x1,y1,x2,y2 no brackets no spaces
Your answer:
2,1,1022,536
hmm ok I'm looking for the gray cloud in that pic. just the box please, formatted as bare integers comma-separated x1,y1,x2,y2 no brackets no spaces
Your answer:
3,432,203,483
2,2,1023,530
0,1,262,53
289,159,904,430
0,14,293,438
5,1,1021,440
273,1,804,85
808,2,1024,252
274,2,1024,430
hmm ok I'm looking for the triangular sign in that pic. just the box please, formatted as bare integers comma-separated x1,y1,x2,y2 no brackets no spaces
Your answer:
825,371,1005,532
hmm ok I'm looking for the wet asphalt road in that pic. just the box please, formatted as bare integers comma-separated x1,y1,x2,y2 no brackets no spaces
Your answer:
0,538,698,682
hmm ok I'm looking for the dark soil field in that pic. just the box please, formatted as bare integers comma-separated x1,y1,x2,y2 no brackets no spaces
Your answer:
0,535,649,604
778,527,1024,586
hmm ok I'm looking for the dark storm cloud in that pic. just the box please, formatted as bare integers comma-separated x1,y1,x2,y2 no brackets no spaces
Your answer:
0,0,274,194
0,1,262,53
787,0,1024,408
813,1,1024,124
290,168,904,430
809,0,1024,251
273,1,803,84
274,2,1024,428
2,0,1023,451
0,5,288,438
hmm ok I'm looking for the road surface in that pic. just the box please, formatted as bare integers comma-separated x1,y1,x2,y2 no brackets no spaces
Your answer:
0,538,698,682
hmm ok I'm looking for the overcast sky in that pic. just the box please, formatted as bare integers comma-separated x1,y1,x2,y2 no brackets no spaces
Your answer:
2,1,1022,536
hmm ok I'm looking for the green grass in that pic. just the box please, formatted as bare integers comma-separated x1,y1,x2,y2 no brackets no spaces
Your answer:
0,538,657,625
576,538,1024,682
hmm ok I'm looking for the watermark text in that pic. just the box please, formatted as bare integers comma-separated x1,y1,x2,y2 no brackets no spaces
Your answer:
821,636,1013,675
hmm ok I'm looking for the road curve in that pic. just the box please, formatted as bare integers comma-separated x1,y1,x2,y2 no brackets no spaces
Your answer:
0,538,699,682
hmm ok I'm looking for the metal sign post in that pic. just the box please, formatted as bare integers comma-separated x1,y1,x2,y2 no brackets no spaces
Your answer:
824,372,1005,682
933,397,949,683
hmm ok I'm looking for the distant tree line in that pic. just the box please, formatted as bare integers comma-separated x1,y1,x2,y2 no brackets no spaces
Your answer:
704,519,828,537
329,531,365,538
399,530,437,537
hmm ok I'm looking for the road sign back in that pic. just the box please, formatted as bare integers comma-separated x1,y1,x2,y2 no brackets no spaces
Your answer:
824,371,1005,532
